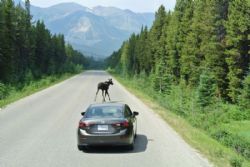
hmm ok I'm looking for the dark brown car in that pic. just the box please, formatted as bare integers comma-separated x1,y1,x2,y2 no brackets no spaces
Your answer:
77,102,139,150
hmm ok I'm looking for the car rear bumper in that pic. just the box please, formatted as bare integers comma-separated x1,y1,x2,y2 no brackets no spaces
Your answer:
77,128,133,146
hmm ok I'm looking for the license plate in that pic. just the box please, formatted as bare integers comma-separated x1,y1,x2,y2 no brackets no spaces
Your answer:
98,125,108,131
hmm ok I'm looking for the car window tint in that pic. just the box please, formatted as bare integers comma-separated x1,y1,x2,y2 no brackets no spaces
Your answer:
85,106,124,118
124,105,132,117
84,107,103,118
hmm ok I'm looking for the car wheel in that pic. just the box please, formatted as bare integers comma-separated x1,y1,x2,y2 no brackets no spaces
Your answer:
127,143,134,150
127,136,135,150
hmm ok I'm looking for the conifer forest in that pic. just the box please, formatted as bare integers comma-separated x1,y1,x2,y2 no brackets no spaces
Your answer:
106,0,250,161
0,0,88,85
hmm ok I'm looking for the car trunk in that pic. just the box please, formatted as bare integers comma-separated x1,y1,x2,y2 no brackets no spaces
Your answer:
83,118,128,135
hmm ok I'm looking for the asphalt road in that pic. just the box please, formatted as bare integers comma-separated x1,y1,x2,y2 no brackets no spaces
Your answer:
0,71,212,167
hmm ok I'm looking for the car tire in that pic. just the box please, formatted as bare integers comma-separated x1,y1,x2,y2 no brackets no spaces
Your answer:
77,145,85,151
127,136,135,150
127,143,134,150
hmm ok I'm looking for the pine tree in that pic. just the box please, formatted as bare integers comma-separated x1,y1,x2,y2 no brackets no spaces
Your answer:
135,27,145,73
150,6,171,92
201,0,229,98
197,70,216,107
24,0,34,72
126,33,138,75
56,34,67,73
0,0,88,84
0,1,4,81
180,0,205,85
34,20,50,76
120,42,129,76
211,0,229,98
181,0,229,91
152,57,172,94
105,0,249,107
139,27,151,74
239,73,250,109
105,49,122,71
151,5,167,43
225,0,250,102
167,0,193,83
2,0,15,82
15,4,27,81
150,5,167,70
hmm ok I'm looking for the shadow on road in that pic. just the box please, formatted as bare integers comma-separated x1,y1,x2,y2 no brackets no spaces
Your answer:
80,134,148,154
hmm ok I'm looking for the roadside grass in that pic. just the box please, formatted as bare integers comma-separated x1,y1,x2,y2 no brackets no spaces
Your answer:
0,73,79,108
221,121,250,139
111,74,250,167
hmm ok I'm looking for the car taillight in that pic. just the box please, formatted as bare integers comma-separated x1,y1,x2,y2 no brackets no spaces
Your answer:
122,120,129,127
113,120,129,128
79,121,90,128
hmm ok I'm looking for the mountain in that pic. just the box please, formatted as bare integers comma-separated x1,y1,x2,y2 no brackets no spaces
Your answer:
93,6,154,33
28,3,154,58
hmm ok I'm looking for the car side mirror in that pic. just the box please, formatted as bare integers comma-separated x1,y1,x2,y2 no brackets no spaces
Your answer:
81,112,85,116
133,111,139,116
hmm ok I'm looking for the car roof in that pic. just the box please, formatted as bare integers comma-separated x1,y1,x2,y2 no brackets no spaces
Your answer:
89,102,126,108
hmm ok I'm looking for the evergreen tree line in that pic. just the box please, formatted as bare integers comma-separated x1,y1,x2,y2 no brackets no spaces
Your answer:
0,0,88,84
106,0,250,108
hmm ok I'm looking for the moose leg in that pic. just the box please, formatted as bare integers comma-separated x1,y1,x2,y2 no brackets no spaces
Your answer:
102,90,106,102
95,89,99,101
105,90,111,101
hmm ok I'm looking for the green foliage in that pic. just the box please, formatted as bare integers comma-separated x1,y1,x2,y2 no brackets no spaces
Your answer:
1,0,15,82
225,0,250,102
120,42,130,76
197,70,216,107
150,5,168,74
0,2,3,60
106,0,250,161
106,67,116,74
24,70,34,84
0,0,88,85
105,49,122,70
226,106,250,121
0,73,75,108
211,128,250,159
105,0,249,106
239,74,250,110
230,156,243,167
0,82,8,100
106,0,249,104
167,0,193,83
150,5,167,44
152,61,172,94
115,74,250,164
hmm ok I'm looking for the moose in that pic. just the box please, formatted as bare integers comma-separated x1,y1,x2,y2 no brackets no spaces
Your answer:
95,79,113,102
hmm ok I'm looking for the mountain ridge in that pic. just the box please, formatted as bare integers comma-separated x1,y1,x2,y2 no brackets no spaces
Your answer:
14,1,154,58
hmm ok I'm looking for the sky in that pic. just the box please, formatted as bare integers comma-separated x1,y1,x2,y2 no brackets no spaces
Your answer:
27,0,176,13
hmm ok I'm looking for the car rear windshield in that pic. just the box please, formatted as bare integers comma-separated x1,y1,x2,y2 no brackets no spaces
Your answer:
85,106,124,118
